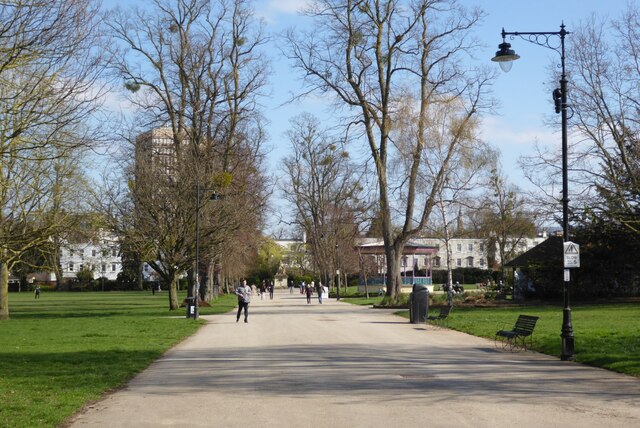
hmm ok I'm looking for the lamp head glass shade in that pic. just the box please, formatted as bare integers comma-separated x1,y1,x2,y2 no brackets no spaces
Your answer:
491,42,520,72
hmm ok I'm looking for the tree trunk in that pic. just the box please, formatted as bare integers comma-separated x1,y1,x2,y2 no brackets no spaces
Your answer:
202,259,216,302
53,243,65,291
0,261,9,320
168,272,180,310
384,245,403,301
213,261,221,299
138,261,144,291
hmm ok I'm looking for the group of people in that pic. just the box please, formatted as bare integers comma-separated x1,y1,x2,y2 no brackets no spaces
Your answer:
442,281,465,294
301,281,328,304
289,279,331,303
236,278,330,322
256,280,274,301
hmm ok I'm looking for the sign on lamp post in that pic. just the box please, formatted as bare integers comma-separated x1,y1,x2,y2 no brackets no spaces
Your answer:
563,241,580,268
563,241,579,282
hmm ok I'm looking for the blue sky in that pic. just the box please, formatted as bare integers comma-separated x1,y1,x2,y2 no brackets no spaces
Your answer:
253,0,630,184
101,0,631,231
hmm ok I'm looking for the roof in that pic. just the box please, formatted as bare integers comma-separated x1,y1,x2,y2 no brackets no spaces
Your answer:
504,236,564,268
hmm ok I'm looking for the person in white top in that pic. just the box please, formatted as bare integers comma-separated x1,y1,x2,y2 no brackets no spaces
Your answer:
235,280,251,323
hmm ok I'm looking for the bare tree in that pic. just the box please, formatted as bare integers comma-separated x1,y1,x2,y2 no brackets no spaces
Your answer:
477,166,537,280
0,0,106,320
103,0,269,310
284,0,493,299
520,6,640,236
568,8,640,234
281,113,371,288
411,97,495,288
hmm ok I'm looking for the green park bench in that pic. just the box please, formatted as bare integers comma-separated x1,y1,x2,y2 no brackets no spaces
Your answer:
495,314,539,351
427,305,452,325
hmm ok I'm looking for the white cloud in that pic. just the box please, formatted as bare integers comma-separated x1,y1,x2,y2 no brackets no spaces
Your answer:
257,0,312,25
265,0,311,14
480,115,557,149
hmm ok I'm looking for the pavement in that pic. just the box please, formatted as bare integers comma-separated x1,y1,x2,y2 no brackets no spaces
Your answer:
67,290,640,428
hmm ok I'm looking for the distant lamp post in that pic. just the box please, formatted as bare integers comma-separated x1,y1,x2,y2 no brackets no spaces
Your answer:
194,182,219,320
492,24,575,361
335,242,340,301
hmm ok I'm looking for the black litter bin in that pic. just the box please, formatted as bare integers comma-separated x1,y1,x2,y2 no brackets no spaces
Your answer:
410,284,429,323
185,297,196,319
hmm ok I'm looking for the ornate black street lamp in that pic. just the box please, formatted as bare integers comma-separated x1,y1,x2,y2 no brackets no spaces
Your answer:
492,24,575,361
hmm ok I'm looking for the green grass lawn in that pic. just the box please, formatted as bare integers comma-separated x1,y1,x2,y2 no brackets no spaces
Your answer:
0,291,236,428
397,303,640,378
341,296,384,306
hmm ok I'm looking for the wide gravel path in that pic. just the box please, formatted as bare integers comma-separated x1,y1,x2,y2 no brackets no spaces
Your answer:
67,290,640,428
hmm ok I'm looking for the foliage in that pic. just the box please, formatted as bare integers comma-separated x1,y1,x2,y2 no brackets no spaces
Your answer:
571,222,640,297
513,222,640,299
75,268,94,285
430,268,495,285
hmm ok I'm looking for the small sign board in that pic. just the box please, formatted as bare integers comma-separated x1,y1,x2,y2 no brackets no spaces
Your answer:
563,241,580,268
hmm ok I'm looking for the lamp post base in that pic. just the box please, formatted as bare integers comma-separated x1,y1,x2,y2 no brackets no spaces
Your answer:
561,336,575,361
560,307,575,361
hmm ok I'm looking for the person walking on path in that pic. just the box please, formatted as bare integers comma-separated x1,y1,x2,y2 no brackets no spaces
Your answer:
268,281,274,300
259,280,266,301
305,281,313,304
235,280,251,323
317,282,324,304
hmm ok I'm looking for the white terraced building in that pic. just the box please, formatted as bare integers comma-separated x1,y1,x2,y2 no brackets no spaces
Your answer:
59,233,122,281
276,233,550,280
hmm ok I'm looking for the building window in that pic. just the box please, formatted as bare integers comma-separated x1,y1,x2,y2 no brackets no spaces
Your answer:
92,249,97,257
480,243,485,252
456,243,462,252
78,249,83,257
468,243,473,252
111,263,116,272
456,258,462,267
112,249,117,257
69,249,74,257
466,257,474,267
68,263,74,272
79,264,83,271
434,257,441,267
102,264,106,272
479,258,485,266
